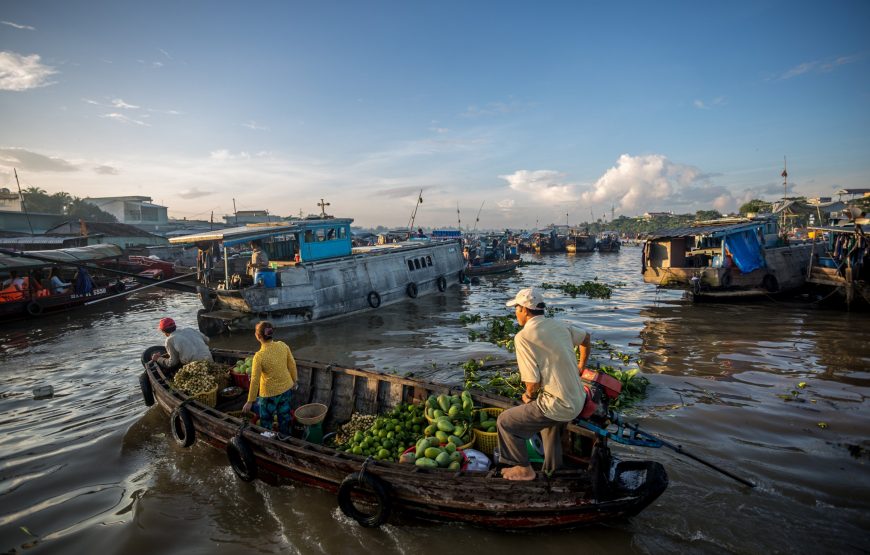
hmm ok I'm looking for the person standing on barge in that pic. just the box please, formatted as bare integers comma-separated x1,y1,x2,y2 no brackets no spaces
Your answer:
243,321,298,436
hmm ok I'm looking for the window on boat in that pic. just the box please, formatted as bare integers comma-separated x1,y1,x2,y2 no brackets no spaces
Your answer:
414,258,421,270
338,227,346,239
408,260,415,271
304,230,313,243
316,228,326,242
426,255,432,266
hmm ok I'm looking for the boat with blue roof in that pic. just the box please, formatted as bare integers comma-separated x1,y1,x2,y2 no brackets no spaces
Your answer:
169,212,466,334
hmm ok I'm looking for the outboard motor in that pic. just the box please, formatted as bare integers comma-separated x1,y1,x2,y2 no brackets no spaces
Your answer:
579,368,622,424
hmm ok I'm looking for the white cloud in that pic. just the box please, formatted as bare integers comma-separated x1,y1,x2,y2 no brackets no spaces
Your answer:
209,149,253,161
2,21,36,30
242,121,269,131
499,169,580,203
694,97,726,110
94,164,119,175
111,98,139,109
0,51,57,91
497,199,515,211
774,53,862,80
158,48,173,61
581,154,731,213
100,113,150,126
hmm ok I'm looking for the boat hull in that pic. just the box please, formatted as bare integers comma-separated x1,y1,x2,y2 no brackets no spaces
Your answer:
141,349,668,529
465,260,520,276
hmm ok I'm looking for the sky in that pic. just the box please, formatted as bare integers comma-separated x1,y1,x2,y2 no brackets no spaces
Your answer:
1,1,868,229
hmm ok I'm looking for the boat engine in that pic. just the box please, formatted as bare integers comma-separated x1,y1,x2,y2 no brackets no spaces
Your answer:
578,368,622,425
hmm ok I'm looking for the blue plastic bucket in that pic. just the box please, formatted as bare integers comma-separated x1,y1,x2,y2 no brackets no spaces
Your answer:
254,268,277,288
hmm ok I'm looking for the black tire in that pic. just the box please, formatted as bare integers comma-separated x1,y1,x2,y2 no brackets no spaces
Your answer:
367,291,381,308
197,309,223,337
139,371,154,407
436,276,447,292
170,405,195,447
762,274,779,293
141,345,167,368
721,271,732,288
337,472,392,528
406,282,418,298
25,301,43,316
227,435,257,482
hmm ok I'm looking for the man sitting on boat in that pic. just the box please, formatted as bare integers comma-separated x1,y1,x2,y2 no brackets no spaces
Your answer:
151,317,213,375
498,287,591,481
49,268,71,295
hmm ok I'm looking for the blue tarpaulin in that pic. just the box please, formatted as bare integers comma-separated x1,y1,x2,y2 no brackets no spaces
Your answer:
723,230,765,273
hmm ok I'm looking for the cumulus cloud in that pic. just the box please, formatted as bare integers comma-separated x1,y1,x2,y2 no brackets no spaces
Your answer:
0,51,57,91
499,170,580,203
2,21,35,30
497,199,515,211
94,165,119,175
581,154,736,213
0,148,78,172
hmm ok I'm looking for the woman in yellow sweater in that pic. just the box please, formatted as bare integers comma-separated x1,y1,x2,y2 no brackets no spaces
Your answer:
242,321,298,435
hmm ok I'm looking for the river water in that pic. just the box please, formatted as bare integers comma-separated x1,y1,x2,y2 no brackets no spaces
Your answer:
1,246,868,554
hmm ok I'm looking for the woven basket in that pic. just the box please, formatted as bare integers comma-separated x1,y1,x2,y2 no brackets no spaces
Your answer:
191,384,219,408
471,407,503,455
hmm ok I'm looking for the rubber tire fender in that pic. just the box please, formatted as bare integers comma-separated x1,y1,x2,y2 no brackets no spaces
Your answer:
762,274,779,293
436,276,447,292
141,345,167,368
367,291,381,308
720,270,732,288
170,405,196,448
25,300,44,316
337,472,392,528
197,309,223,337
227,435,257,482
139,371,155,407
406,282,418,298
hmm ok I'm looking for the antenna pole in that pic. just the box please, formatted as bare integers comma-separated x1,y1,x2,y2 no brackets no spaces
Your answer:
472,201,484,232
14,169,35,236
232,198,238,225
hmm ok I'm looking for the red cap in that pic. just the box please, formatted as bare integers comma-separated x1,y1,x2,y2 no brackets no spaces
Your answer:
158,317,176,332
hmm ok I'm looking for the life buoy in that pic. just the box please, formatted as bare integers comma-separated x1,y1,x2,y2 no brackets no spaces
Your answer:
436,276,447,292
139,371,154,407
25,301,43,316
367,291,381,308
227,435,257,482
762,274,779,293
337,472,392,528
406,282,418,298
170,405,195,447
141,345,167,368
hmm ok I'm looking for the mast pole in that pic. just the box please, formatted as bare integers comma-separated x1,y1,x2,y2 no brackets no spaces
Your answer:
14,169,35,236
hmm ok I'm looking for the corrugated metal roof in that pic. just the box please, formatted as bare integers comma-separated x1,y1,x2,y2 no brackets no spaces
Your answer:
648,220,763,239
170,218,353,246
0,243,123,271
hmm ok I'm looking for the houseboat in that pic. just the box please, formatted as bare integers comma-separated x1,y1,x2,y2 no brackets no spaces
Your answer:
641,217,813,300
566,228,597,254
169,216,466,334
806,213,869,308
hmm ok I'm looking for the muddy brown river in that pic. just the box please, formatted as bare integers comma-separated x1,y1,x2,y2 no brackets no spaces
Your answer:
1,246,868,554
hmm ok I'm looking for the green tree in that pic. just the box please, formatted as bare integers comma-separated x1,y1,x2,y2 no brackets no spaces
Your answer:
695,210,722,221
21,188,116,221
739,199,772,215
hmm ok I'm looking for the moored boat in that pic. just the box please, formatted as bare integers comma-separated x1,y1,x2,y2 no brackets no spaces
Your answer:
641,216,812,301
168,214,466,335
806,215,869,308
566,229,597,254
465,259,520,276
137,347,668,529
597,232,621,253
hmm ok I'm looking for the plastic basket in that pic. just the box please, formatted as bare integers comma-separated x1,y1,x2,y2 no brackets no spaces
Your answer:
191,384,219,408
471,407,503,455
230,372,251,389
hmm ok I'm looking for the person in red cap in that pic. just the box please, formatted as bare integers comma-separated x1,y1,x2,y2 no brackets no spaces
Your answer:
151,316,213,374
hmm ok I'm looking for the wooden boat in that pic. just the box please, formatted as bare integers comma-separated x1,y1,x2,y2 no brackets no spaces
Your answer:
169,215,465,335
566,229,597,254
464,259,520,276
642,216,812,301
806,218,869,308
138,347,668,529
597,233,621,253
0,244,140,321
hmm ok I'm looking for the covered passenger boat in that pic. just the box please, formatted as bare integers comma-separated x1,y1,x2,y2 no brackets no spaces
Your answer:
565,229,597,254
137,347,668,529
169,213,466,335
0,244,137,321
641,216,812,301
597,232,621,253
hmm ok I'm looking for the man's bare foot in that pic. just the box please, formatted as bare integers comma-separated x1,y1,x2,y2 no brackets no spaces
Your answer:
502,465,535,481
